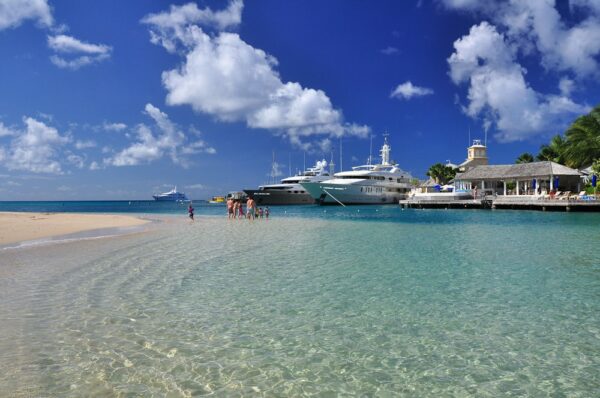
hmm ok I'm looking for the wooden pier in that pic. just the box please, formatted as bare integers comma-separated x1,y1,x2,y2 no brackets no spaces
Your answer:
399,196,600,212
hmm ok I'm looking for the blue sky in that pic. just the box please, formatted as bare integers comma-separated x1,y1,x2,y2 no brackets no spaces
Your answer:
1,0,599,200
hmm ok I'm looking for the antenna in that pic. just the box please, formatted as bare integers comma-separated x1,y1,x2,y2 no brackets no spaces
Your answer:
339,137,343,171
271,151,276,184
369,134,373,165
468,125,471,146
303,151,306,172
484,128,488,147
288,152,291,176
329,148,335,175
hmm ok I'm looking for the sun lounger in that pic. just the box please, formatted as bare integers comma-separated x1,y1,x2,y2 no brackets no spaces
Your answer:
559,191,571,200
570,191,585,200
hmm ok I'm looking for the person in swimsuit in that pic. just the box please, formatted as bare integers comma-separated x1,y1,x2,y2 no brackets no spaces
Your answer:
246,197,255,219
188,204,194,221
227,199,234,219
265,206,270,219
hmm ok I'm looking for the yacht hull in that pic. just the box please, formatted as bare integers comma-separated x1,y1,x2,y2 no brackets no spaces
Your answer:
243,189,317,205
153,195,189,202
301,182,408,205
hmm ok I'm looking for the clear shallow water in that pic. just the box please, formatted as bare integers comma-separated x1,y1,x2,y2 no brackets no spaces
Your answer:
1,208,600,396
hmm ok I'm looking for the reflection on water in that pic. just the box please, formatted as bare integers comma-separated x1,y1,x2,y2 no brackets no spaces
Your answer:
1,211,599,396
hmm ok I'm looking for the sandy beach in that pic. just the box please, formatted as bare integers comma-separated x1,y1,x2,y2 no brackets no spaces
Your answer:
0,212,149,246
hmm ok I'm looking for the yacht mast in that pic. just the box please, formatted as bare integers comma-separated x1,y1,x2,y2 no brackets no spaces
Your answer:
368,134,373,165
339,137,343,171
329,149,335,175
270,151,276,184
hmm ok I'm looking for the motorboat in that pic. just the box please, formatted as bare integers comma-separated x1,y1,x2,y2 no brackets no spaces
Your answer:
209,196,225,204
244,160,331,205
301,136,413,205
152,187,189,201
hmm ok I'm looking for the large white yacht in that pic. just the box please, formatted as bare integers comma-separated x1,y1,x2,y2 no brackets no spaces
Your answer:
244,160,332,205
301,137,413,205
152,186,189,202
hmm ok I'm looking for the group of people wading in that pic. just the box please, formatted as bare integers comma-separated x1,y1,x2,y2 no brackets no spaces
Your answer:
226,197,269,220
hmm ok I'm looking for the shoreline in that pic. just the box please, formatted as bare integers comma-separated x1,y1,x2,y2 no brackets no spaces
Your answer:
0,212,150,247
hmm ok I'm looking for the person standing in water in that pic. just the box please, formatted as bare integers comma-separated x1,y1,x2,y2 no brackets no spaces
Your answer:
238,200,244,219
265,206,270,219
227,198,234,219
246,197,255,219
188,203,195,221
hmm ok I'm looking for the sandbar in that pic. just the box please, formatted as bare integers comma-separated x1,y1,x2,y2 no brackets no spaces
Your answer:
0,212,149,246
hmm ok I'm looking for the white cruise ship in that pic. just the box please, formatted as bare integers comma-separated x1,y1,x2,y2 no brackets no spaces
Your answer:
244,160,332,205
152,187,189,202
301,137,413,205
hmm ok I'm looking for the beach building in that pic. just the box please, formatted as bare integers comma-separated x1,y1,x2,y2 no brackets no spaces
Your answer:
458,139,488,172
454,161,582,197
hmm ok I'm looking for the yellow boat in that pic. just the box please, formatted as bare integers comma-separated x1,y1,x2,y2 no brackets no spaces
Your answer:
209,196,225,204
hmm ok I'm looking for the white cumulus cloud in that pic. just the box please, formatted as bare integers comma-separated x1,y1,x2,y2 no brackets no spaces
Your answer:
380,46,399,55
185,183,205,189
441,0,600,79
448,22,589,142
390,81,434,100
105,104,215,167
0,0,53,30
48,34,112,70
0,1,113,70
48,34,111,54
75,139,96,149
0,122,15,137
142,1,369,149
142,0,243,52
3,117,70,173
102,122,127,132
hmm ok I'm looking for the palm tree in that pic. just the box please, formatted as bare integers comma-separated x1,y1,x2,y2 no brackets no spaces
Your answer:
536,134,566,163
426,163,456,185
515,152,534,164
562,104,600,168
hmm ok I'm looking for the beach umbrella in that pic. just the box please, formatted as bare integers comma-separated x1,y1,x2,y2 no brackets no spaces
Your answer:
593,175,597,187
434,184,441,192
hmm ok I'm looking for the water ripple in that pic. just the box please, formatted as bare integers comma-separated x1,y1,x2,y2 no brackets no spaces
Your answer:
1,213,599,396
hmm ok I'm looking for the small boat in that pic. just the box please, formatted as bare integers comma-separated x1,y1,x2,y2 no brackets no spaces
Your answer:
408,190,474,202
153,186,189,202
209,196,226,204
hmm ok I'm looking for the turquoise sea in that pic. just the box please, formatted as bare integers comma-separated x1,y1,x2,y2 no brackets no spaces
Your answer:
1,202,599,396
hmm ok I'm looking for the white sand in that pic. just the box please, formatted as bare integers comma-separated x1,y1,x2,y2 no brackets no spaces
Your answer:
0,212,149,245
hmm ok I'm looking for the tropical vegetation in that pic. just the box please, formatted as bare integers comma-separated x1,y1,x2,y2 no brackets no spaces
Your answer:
515,152,534,164
533,104,600,169
426,163,457,185
536,134,566,164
